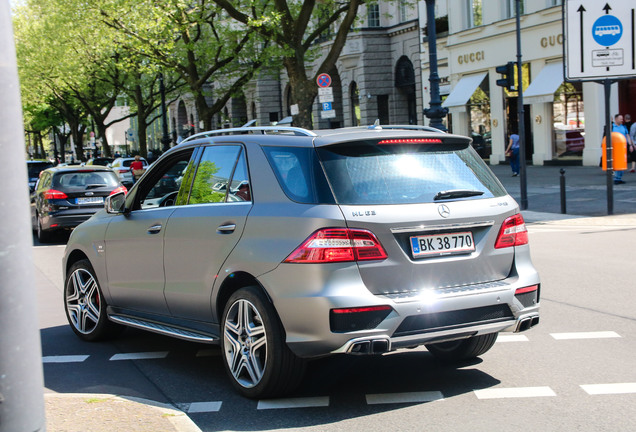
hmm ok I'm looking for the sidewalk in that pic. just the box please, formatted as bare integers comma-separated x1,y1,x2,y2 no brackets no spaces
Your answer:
42,163,636,432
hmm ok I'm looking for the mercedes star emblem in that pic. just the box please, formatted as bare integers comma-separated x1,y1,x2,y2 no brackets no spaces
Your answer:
438,204,450,218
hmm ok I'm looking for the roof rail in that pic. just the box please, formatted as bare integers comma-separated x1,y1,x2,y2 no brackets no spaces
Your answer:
181,126,317,143
374,125,447,134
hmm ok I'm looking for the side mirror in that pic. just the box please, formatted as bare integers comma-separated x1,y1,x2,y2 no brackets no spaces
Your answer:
105,191,126,214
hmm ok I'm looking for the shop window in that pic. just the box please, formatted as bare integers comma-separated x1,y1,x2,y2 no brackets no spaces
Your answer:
506,0,525,19
467,78,491,159
553,82,584,158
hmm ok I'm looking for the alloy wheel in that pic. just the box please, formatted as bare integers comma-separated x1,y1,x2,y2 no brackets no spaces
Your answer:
66,268,101,334
223,299,268,388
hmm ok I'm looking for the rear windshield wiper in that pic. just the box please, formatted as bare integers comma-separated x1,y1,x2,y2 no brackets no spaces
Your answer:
434,189,485,201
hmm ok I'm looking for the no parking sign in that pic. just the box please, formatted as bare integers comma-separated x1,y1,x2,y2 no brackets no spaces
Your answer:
316,73,332,88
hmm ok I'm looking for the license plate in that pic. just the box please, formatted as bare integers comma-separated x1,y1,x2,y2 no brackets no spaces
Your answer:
77,197,104,205
410,231,475,258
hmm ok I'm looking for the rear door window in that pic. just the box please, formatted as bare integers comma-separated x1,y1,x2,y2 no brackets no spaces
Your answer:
316,140,506,205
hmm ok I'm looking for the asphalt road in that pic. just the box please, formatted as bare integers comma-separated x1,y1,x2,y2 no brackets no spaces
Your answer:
34,216,636,431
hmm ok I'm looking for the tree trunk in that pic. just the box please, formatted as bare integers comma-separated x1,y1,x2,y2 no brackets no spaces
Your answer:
97,123,111,157
285,59,317,130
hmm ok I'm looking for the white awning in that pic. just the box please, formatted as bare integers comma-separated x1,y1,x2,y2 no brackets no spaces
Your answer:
523,62,564,104
442,72,488,113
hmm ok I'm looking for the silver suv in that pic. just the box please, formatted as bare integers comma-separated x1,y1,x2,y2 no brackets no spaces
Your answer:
63,125,540,398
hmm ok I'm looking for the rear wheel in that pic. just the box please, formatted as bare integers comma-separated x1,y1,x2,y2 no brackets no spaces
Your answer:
425,333,498,362
37,214,52,243
221,286,306,399
64,259,124,341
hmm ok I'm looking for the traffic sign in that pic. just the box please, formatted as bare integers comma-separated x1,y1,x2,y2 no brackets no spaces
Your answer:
316,73,332,88
564,0,636,81
322,102,332,111
318,87,334,103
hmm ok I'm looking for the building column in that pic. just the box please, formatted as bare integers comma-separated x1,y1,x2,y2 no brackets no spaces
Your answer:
582,81,618,167
530,103,552,165
489,72,506,165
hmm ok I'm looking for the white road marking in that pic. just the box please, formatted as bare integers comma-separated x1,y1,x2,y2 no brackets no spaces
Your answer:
184,401,223,413
550,331,621,340
257,397,330,410
42,355,89,363
581,383,636,395
496,335,529,343
474,387,556,399
109,352,169,361
366,391,444,405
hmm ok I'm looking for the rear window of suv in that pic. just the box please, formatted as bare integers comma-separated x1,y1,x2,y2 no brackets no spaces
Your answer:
316,140,506,205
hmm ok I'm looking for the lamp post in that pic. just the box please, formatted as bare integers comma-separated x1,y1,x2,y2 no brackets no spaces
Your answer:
423,0,448,131
515,0,528,210
159,73,171,152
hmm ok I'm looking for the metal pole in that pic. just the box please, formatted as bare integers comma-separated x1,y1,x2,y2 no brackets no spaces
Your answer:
560,169,567,214
516,0,528,210
0,2,46,431
604,79,614,215
159,73,171,151
423,0,448,131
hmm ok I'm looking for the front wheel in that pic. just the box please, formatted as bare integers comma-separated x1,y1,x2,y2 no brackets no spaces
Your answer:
425,333,498,362
64,259,124,341
221,286,305,399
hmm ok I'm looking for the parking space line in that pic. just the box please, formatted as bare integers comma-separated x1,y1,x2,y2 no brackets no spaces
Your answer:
42,355,90,363
474,387,556,399
496,335,529,343
257,397,329,410
550,331,621,340
366,391,444,405
109,352,169,361
581,383,636,395
184,401,223,413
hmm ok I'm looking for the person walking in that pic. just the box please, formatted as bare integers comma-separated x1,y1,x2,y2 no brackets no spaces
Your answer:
629,119,636,173
130,155,145,183
612,114,633,184
505,130,520,177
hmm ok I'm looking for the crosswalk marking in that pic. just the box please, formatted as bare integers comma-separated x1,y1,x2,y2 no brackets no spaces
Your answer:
184,401,223,413
550,331,620,340
496,335,529,343
109,351,169,361
474,387,556,399
581,383,636,395
42,355,89,363
257,397,329,410
366,391,444,405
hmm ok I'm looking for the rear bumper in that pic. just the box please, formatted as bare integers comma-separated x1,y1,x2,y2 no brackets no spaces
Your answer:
259,263,540,359
42,210,99,230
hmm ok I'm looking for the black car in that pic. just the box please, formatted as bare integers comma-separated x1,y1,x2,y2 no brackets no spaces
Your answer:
27,160,54,192
85,157,115,167
31,165,126,242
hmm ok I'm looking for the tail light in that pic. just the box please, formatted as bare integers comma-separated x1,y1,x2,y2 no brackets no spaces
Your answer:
495,213,528,249
284,228,388,263
43,189,68,200
109,186,128,196
116,169,128,174
330,305,393,332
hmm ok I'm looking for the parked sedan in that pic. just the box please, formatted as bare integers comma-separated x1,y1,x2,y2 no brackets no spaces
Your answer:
109,157,148,186
31,166,126,242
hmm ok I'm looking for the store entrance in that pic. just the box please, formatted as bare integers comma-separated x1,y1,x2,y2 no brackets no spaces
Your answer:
506,97,533,164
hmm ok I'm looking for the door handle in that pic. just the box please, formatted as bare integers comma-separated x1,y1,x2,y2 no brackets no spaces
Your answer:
217,224,236,233
147,224,162,234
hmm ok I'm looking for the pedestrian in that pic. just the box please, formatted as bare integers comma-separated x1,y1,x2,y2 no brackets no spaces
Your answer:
130,155,145,183
505,130,520,177
629,120,636,173
612,114,633,184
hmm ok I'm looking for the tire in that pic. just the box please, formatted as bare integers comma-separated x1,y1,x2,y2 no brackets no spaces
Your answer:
37,214,52,243
221,286,306,399
64,259,124,341
425,333,498,362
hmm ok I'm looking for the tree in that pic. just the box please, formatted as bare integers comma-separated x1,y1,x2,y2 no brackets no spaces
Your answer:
97,0,271,131
213,0,365,128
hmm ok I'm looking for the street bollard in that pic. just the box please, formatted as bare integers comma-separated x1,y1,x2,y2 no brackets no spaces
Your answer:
560,169,566,214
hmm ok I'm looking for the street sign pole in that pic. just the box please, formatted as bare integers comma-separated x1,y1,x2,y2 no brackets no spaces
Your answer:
603,79,614,215
516,0,528,210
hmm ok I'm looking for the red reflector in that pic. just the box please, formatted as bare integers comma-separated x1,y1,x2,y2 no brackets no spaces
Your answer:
284,228,388,263
515,285,538,295
109,185,128,196
43,189,68,200
378,138,442,144
495,213,528,249
332,305,392,314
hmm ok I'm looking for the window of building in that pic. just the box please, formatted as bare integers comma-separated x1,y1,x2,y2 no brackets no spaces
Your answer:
466,0,482,28
550,0,562,6
506,0,525,18
399,0,409,22
368,4,380,27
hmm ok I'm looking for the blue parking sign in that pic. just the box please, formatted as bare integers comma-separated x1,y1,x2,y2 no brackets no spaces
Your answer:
322,102,332,111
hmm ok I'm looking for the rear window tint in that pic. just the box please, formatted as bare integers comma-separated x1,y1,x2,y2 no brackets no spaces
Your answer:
53,171,120,188
262,146,335,204
316,141,506,205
